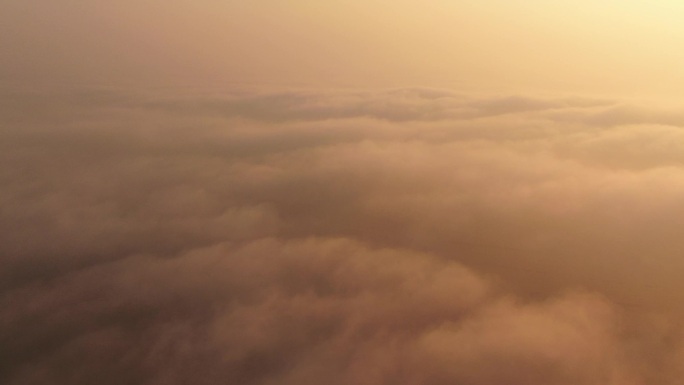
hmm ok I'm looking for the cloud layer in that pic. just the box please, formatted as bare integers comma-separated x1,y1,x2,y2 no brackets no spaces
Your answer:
3,87,684,384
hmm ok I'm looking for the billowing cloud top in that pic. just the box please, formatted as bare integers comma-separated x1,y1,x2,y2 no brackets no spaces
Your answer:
4,87,684,384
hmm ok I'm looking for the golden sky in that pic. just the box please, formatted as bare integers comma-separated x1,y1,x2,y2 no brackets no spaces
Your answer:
6,3,684,385
3,1,684,96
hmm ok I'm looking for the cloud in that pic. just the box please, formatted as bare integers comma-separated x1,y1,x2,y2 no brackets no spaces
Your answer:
3,87,684,384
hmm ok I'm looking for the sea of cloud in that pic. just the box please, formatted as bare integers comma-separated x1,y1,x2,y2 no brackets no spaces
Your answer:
3,87,684,384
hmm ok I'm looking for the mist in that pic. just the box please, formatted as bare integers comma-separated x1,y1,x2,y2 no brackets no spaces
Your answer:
3,87,684,384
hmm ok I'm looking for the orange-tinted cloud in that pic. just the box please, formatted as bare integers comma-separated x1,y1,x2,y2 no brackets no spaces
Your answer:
4,87,684,384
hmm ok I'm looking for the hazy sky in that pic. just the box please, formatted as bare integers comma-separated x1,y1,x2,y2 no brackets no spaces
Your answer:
5,2,684,385
4,0,684,95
